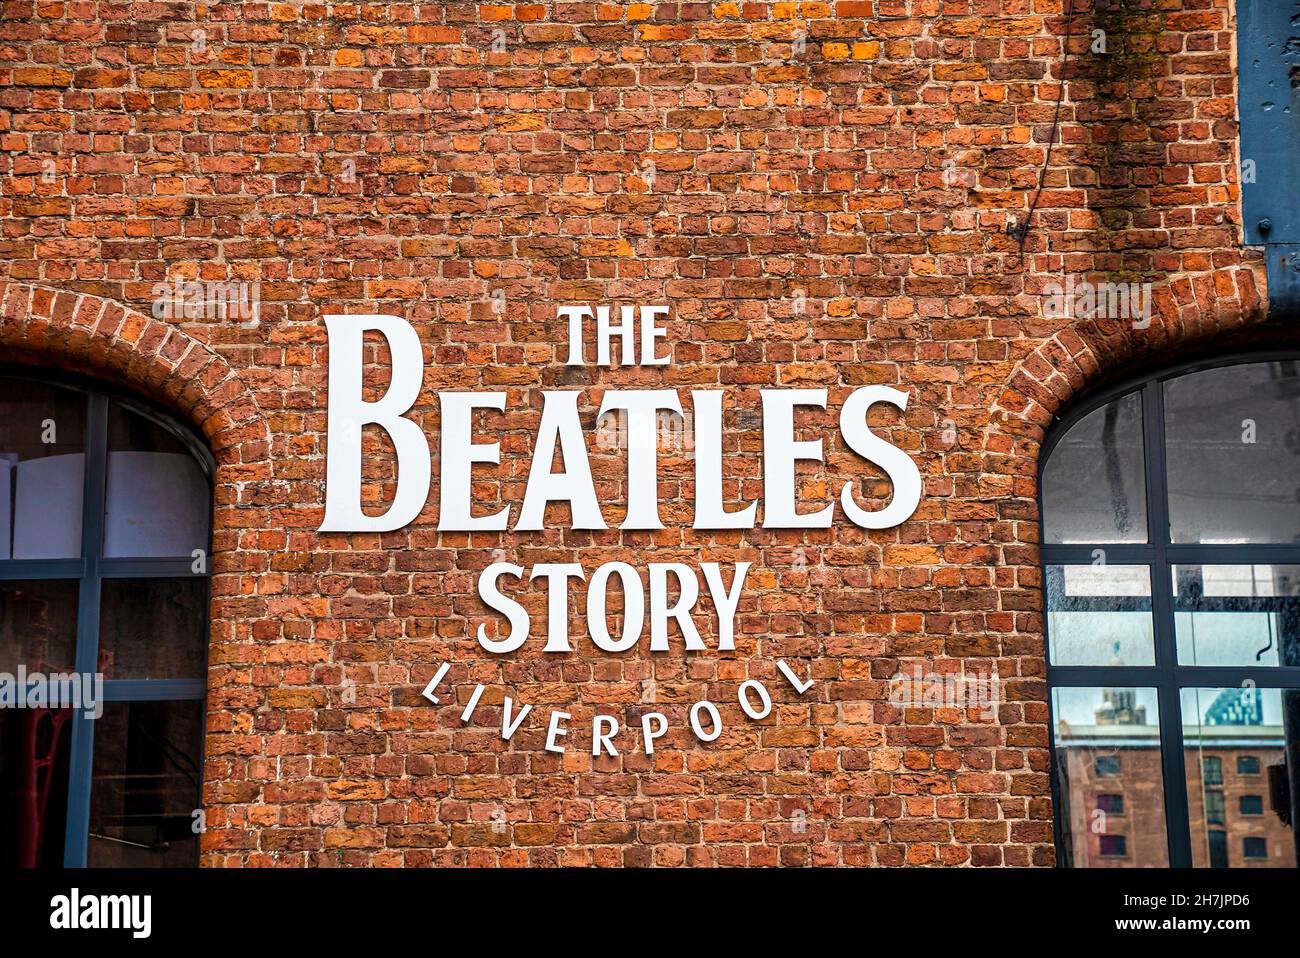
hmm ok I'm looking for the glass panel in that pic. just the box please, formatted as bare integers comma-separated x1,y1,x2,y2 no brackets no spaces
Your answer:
0,580,79,675
104,402,208,559
87,699,203,867
1182,687,1299,868
1042,392,1147,544
1046,565,1154,666
99,578,207,681
1165,361,1300,544
0,378,87,559
0,706,72,866
1052,686,1168,867
1173,565,1300,667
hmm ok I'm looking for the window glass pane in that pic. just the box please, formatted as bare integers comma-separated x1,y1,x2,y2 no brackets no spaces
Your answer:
1098,834,1126,856
1173,565,1300,666
1052,687,1168,866
1208,829,1228,867
1042,392,1147,544
1205,790,1225,824
0,580,79,675
1182,687,1299,868
0,379,87,560
1203,756,1223,785
1046,565,1154,666
0,706,71,866
1165,361,1300,544
87,699,203,867
99,578,207,681
104,403,208,559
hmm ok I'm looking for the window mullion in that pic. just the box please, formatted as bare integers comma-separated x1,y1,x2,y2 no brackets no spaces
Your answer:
1143,380,1193,867
62,393,109,868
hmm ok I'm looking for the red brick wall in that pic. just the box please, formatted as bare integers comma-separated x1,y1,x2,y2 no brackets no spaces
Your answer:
0,0,1274,866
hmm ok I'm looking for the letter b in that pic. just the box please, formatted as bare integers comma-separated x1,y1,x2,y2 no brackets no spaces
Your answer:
320,315,431,531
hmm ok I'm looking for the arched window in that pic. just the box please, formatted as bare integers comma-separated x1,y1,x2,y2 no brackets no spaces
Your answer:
0,369,212,867
1042,355,1300,868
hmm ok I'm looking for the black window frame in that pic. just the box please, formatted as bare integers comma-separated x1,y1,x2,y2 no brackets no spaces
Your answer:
1041,352,1300,868
0,365,214,867
1240,794,1265,816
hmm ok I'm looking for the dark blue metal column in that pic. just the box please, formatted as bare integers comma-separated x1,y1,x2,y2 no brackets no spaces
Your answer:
62,394,107,867
1238,1,1300,314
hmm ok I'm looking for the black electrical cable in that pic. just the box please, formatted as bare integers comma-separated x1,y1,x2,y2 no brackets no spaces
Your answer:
1009,0,1076,251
